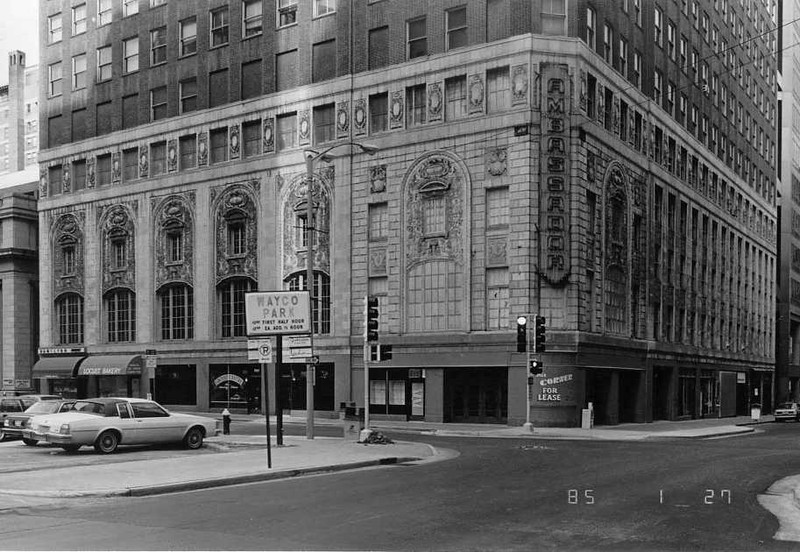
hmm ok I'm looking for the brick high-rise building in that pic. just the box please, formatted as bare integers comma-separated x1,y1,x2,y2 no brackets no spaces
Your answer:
35,0,777,426
0,51,39,175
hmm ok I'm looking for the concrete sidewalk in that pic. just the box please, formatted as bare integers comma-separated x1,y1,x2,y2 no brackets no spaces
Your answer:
0,436,439,500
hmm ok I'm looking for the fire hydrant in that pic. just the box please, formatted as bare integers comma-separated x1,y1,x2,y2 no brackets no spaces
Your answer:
222,408,231,435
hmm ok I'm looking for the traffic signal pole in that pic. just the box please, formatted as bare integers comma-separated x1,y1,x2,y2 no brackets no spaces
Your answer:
524,314,533,433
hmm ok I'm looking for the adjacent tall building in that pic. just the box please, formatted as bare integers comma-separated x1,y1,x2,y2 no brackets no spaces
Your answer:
35,0,777,425
0,50,39,175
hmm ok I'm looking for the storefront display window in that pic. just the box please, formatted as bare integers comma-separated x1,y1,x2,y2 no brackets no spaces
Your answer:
155,364,196,405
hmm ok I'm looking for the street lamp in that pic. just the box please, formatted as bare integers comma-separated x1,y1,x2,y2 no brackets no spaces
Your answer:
303,141,378,439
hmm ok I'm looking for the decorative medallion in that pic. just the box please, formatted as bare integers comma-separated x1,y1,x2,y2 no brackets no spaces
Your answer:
428,82,443,122
370,165,387,193
353,98,367,135
62,165,71,193
468,74,484,114
298,110,311,145
389,91,404,129
511,64,529,106
139,147,149,178
263,117,274,153
336,101,350,137
485,148,507,177
229,125,240,160
39,166,48,198
86,157,95,188
167,139,178,172
197,131,208,166
486,237,507,267
111,152,121,184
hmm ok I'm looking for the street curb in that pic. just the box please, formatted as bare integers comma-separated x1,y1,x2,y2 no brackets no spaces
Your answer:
0,456,422,499
383,427,756,440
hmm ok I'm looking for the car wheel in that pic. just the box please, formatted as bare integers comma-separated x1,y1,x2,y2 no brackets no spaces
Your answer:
60,444,80,453
94,431,119,454
22,438,38,446
183,426,204,450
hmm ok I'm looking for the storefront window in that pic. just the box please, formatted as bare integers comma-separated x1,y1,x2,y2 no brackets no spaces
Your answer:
209,364,260,411
678,368,696,418
155,365,197,405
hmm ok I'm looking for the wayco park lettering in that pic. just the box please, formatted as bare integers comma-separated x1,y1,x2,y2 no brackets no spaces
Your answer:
244,291,311,335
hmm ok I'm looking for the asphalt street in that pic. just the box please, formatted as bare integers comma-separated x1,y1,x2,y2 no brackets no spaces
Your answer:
2,423,800,550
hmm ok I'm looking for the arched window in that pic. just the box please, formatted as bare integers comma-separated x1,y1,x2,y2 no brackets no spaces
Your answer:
105,288,136,342
164,222,184,263
218,277,256,338
285,271,330,334
158,284,193,340
55,293,83,344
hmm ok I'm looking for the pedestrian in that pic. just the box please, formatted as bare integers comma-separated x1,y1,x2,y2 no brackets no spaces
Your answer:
222,408,231,435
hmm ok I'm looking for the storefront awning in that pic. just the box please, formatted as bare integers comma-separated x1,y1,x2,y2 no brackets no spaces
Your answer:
32,356,85,379
76,355,143,377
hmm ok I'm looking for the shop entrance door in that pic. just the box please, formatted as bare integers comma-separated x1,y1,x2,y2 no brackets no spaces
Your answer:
444,368,507,424
652,367,672,420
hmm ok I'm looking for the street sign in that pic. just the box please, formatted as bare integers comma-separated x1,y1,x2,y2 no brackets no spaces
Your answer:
245,291,311,335
305,356,320,365
248,338,274,362
286,336,311,349
145,355,157,369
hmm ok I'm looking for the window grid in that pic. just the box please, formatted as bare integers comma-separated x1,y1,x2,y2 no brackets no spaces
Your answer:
407,261,461,332
486,267,509,330
97,46,112,82
220,278,254,338
123,0,139,17
72,3,87,35
160,285,193,340
446,7,467,51
486,66,510,112
98,0,113,26
314,0,336,17
276,113,297,150
486,187,509,227
369,93,388,133
180,18,197,56
210,7,230,47
180,78,197,114
243,0,263,37
48,14,62,43
243,120,261,158
48,62,62,97
151,86,167,121
57,294,84,345
405,85,426,127
151,27,167,65
368,203,388,241
72,54,87,90
287,272,331,334
123,37,139,73
278,0,297,27
106,289,135,343
445,76,467,121
179,135,197,169
407,17,427,59
228,222,247,256
167,230,183,262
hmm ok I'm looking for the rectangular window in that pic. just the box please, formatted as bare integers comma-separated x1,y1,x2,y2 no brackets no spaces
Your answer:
486,268,509,330
618,37,628,76
123,148,138,182
72,159,86,191
210,7,229,47
407,17,427,59
278,0,297,27
72,3,87,35
275,50,297,92
48,62,62,97
210,128,228,164
161,285,193,341
586,7,596,49
209,69,229,107
151,141,167,175
151,27,167,65
107,290,135,343
241,59,262,100
97,154,112,186
48,115,63,148
72,54,87,90
486,66,510,113
276,113,297,150
653,70,663,105
179,134,196,169
58,294,83,345
368,26,389,70
405,84,426,127
313,104,335,145
98,0,113,26
151,0,166,7
97,46,112,82
445,75,467,121
541,0,566,36
243,0,263,37
603,23,613,64
368,203,388,242
487,187,509,227
94,102,111,136
123,37,139,73
667,22,676,60
151,86,167,121
123,0,139,17
122,94,138,129
179,78,197,114
49,165,63,196
180,17,197,56
314,0,336,17
312,40,336,83
369,93,388,134
48,13,62,43
446,7,467,51
243,120,261,158
654,7,663,47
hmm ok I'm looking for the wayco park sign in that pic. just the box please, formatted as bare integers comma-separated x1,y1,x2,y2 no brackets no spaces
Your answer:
244,291,311,335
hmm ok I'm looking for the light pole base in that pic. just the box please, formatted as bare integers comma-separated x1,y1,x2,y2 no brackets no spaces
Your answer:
522,422,534,433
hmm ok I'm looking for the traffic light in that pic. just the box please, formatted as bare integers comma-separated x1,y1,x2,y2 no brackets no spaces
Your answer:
516,316,527,352
534,315,546,353
529,359,544,375
366,295,379,342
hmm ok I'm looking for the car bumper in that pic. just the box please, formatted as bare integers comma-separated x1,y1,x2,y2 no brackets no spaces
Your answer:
774,413,798,420
3,428,24,438
21,429,46,441
42,433,77,445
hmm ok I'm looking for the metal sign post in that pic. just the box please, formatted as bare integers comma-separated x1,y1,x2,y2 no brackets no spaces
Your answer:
260,359,272,469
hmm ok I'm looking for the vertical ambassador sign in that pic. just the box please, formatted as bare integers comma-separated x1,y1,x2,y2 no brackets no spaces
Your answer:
244,291,311,335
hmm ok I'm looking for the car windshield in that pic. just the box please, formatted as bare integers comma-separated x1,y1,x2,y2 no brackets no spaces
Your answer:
779,403,797,409
24,401,65,415
71,401,106,415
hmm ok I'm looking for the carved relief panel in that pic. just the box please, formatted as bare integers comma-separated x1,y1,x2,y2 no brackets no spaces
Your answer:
511,64,529,106
263,117,275,153
52,212,86,297
336,100,350,138
281,170,332,278
211,181,259,284
152,193,195,289
98,203,137,293
39,167,48,198
468,74,484,114
603,163,630,335
428,81,443,122
389,91,404,129
353,98,367,135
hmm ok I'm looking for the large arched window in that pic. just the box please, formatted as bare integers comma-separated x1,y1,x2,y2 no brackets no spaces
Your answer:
158,284,193,340
285,271,330,334
105,288,136,342
55,292,84,345
218,277,256,338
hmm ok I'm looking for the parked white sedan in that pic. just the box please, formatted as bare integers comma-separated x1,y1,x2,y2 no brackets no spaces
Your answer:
24,398,220,454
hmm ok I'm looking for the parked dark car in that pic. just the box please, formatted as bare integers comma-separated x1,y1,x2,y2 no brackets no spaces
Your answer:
0,395,62,441
2,399,76,445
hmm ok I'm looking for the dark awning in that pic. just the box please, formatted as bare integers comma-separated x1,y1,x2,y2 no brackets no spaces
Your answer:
32,356,85,379
76,355,143,376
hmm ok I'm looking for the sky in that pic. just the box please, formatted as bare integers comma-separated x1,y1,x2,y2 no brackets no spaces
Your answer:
0,0,39,86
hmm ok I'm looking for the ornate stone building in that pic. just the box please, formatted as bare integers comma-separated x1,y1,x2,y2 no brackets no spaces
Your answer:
35,0,776,425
